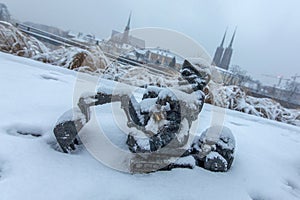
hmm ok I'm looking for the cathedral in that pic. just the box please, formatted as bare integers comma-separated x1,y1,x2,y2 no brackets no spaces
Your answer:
110,12,145,49
110,13,236,71
212,28,237,70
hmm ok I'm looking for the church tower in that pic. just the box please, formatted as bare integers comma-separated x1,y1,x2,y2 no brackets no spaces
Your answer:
212,29,227,66
220,28,236,70
122,12,131,44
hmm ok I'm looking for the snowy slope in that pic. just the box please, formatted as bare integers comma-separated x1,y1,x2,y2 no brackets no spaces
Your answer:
0,52,300,200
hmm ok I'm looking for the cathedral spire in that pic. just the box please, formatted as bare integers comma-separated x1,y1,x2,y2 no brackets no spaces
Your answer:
122,12,131,44
220,27,237,70
229,27,237,48
220,28,227,47
125,11,132,32
212,28,227,66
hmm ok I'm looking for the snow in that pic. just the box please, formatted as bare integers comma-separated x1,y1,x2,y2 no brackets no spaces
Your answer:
135,138,151,151
145,85,162,95
129,95,145,124
206,84,300,126
1,21,108,73
158,88,178,101
56,107,86,125
206,152,227,165
140,98,157,113
200,126,236,150
174,156,195,166
0,52,300,200
145,115,167,134
34,46,108,72
103,63,181,87
176,118,190,143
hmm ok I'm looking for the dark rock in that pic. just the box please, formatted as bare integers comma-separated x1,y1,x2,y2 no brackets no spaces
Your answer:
53,109,85,153
128,95,143,126
203,152,228,172
54,121,79,153
53,60,218,174
128,87,182,153
192,126,235,172
181,60,209,91
142,86,161,99
159,163,194,171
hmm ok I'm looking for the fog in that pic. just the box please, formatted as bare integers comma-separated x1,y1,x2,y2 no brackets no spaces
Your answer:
2,0,300,84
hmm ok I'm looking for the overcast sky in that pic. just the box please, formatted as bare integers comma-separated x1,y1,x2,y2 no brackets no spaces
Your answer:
2,0,300,85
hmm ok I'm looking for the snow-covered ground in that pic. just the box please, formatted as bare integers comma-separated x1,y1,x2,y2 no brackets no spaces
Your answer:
0,52,300,200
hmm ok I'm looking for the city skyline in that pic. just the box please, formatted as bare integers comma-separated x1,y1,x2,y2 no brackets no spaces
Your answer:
2,0,300,85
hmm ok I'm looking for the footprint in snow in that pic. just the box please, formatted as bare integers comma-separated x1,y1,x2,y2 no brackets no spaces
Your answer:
229,121,247,127
6,124,43,139
248,193,271,200
47,138,83,154
280,132,300,144
49,71,62,76
47,140,63,153
283,179,300,198
0,160,5,181
40,74,60,81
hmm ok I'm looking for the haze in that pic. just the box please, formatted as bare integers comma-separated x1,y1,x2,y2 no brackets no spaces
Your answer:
2,0,300,84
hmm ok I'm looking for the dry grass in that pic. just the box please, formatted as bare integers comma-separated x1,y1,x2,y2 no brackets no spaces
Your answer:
205,83,300,126
0,21,47,57
0,21,108,72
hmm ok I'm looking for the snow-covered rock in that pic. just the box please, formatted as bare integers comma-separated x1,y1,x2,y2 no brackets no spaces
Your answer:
192,126,235,172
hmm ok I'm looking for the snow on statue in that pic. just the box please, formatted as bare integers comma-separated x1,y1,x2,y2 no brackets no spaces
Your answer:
53,60,236,173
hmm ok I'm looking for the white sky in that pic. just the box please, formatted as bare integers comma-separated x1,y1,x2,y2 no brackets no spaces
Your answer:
2,0,300,85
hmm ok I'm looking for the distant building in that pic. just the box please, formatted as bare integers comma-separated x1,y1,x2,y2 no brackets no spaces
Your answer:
146,48,180,69
212,28,237,70
109,12,145,49
0,3,11,22
124,48,183,70
212,30,227,67
67,31,101,45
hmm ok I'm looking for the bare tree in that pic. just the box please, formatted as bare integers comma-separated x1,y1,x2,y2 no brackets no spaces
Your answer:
168,56,176,68
222,65,252,86
0,3,11,22
285,78,300,99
